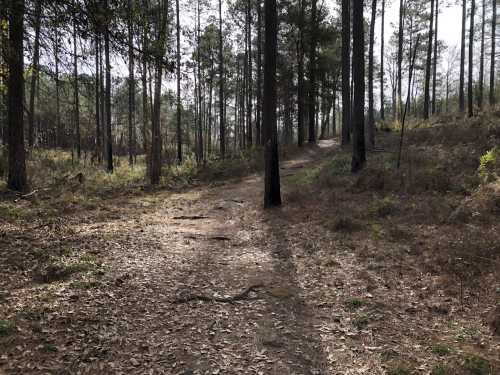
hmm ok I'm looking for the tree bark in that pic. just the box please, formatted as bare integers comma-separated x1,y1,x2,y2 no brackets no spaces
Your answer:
380,0,385,121
176,0,182,162
28,0,42,148
341,0,350,145
7,0,28,191
263,0,281,207
308,0,318,143
478,0,485,109
128,0,136,165
246,0,253,146
95,34,102,162
423,0,434,119
351,0,366,173
467,0,475,117
73,1,81,160
104,0,113,173
397,0,404,120
256,0,262,145
431,0,438,114
367,0,377,148
297,0,305,147
218,0,226,157
459,0,466,112
490,0,496,105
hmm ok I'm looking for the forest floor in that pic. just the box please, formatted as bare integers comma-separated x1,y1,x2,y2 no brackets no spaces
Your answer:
1,117,500,375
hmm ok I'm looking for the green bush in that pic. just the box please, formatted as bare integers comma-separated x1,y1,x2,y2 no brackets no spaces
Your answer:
478,147,499,183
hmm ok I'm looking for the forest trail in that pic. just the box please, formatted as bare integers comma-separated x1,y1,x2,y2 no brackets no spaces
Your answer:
3,137,500,374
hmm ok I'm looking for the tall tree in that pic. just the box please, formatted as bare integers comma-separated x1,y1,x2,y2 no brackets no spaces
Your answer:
467,0,474,117
28,0,42,148
73,0,81,160
297,0,305,147
263,0,281,207
256,0,262,145
379,0,385,120
128,0,136,165
478,0,485,109
367,0,377,148
104,0,113,172
341,0,350,145
95,34,102,162
218,0,225,157
489,0,496,105
431,0,438,114
7,0,27,191
308,0,318,143
396,0,404,119
351,0,366,172
459,0,466,112
423,0,434,119
246,0,253,146
176,0,182,162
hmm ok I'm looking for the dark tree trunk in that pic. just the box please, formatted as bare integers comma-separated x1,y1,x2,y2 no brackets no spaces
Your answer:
341,0,350,145
397,0,404,119
196,0,203,163
7,0,27,191
54,6,61,147
467,0,475,117
263,0,281,207
256,0,262,145
28,0,42,148
459,0,466,112
104,0,113,172
176,0,182,162
367,0,377,148
490,0,496,105
73,1,81,160
218,0,226,157
142,1,150,172
380,0,385,120
297,0,305,147
128,0,136,165
431,0,438,114
478,0,485,109
423,0,434,119
95,34,102,162
351,0,366,173
308,0,317,143
246,0,253,146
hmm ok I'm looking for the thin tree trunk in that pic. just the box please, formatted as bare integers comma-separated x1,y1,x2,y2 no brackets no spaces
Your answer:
104,0,113,172
468,0,475,117
246,0,253,146
459,0,466,112
7,0,27,191
351,0,366,173
478,0,485,109
54,6,61,148
297,0,305,147
256,0,262,145
263,0,281,207
73,1,81,160
431,0,438,114
196,0,203,163
28,0,42,148
490,0,496,105
308,0,318,143
367,0,377,148
176,0,182,162
341,0,350,145
380,0,385,121
397,0,404,120
95,34,101,162
423,0,434,119
128,0,136,165
218,0,225,157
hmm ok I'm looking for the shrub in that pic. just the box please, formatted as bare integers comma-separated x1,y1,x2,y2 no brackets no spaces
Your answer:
478,147,499,183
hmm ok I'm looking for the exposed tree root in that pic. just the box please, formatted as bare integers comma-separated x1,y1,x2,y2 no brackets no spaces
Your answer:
174,284,265,304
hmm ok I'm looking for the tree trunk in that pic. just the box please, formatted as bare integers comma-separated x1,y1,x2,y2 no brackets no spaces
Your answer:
218,0,225,157
246,0,253,146
128,0,136,165
478,0,485,109
490,0,496,105
341,0,350,145
176,0,182,162
256,0,262,145
467,0,475,117
380,0,385,121
95,34,102,162
367,0,377,148
73,1,81,160
142,1,150,172
459,0,466,112
28,0,42,148
308,0,317,143
423,0,434,119
351,0,366,173
7,0,28,191
397,0,404,120
263,0,281,207
104,0,113,173
297,0,305,147
196,0,203,163
431,0,438,114
54,6,61,148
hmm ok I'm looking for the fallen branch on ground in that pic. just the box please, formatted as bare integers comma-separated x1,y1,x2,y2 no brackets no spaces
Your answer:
174,284,265,303
173,215,210,220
